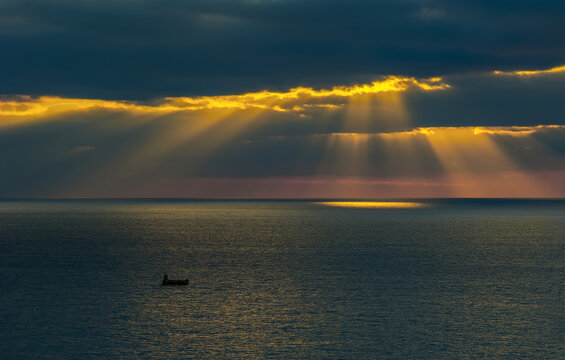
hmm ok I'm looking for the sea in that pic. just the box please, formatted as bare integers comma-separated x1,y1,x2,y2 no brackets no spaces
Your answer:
1,199,564,359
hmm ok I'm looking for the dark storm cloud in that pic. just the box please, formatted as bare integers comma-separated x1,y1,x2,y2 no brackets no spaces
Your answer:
1,0,565,99
2,99,565,197
408,70,565,127
2,0,565,197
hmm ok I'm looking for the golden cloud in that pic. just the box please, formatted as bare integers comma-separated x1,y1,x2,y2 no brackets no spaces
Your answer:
493,64,565,76
316,125,564,139
0,76,449,119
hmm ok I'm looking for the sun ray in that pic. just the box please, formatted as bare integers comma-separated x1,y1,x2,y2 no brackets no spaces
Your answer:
312,126,565,197
418,128,552,197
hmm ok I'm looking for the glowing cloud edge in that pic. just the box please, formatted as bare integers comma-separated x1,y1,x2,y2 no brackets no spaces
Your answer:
0,76,448,118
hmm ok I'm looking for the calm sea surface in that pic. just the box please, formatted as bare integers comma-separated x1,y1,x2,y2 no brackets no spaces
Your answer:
1,199,564,359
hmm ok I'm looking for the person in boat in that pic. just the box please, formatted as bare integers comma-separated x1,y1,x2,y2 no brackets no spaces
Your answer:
162,273,189,285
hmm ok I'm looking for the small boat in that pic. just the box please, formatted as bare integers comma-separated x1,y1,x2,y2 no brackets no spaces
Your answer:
161,274,189,286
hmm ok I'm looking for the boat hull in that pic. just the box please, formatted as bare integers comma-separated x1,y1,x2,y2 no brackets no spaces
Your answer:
161,279,189,286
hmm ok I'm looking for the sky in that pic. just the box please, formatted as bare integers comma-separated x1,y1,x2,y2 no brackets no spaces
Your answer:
1,0,565,198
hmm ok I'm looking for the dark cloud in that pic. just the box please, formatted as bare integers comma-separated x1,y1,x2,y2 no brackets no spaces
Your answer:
2,0,565,197
408,71,565,127
1,0,565,99
2,100,565,196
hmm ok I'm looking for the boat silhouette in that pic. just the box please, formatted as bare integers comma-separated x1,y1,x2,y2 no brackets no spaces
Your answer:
161,274,189,286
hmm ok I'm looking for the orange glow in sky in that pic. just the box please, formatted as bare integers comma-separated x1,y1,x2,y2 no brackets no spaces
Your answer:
1,68,564,198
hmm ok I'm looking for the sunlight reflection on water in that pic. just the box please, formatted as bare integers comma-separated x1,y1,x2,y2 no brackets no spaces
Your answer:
316,201,427,208
1,200,564,359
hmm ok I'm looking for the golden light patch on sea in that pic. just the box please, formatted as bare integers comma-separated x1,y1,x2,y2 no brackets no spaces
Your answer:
316,201,427,209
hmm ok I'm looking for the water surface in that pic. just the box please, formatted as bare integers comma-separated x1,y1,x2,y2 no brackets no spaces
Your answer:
1,199,564,359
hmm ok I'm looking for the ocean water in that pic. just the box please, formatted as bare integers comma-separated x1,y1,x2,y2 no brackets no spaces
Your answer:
1,199,564,359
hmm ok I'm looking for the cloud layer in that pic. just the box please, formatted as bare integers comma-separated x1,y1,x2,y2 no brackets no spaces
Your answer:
2,0,565,98
2,1,565,197
1,66,565,197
